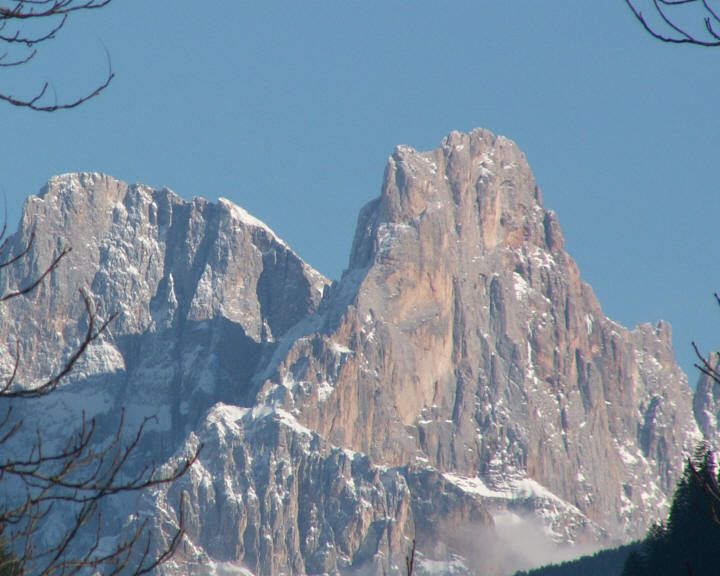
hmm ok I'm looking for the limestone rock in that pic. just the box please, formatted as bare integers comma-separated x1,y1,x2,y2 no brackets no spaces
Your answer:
256,129,698,543
0,130,705,575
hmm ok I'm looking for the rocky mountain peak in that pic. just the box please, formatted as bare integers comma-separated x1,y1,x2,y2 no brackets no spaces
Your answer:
0,131,706,575
350,128,554,273
11,173,327,339
260,129,698,545
1,173,329,438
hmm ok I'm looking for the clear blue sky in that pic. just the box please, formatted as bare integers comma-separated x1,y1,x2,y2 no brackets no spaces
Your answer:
1,1,718,379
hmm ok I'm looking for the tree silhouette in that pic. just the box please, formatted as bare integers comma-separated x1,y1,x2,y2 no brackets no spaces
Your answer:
625,0,720,46
0,0,114,111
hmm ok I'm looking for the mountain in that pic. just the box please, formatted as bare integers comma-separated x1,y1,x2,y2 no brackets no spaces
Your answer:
0,130,703,575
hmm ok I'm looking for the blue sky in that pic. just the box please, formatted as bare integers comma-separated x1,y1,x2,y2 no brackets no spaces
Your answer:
1,1,718,378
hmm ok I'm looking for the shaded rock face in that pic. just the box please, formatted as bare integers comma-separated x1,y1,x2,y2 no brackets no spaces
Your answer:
0,130,703,575
0,173,327,448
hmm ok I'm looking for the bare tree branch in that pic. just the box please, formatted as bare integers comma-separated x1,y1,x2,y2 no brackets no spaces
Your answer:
625,0,720,46
691,293,720,386
0,0,114,111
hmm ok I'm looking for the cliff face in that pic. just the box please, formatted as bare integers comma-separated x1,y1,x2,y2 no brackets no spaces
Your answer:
693,353,720,449
0,173,326,436
0,130,702,575
255,129,698,541
153,404,496,576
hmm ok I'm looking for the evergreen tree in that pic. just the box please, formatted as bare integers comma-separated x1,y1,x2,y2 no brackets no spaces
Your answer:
620,550,646,576
513,542,640,576
621,442,720,576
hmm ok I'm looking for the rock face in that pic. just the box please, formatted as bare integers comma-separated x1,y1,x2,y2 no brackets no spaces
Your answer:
253,129,698,541
693,353,720,449
0,173,326,435
154,405,496,576
0,130,703,575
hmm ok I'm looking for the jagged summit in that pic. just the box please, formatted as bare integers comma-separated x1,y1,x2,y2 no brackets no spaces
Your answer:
0,130,704,575
350,128,556,272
